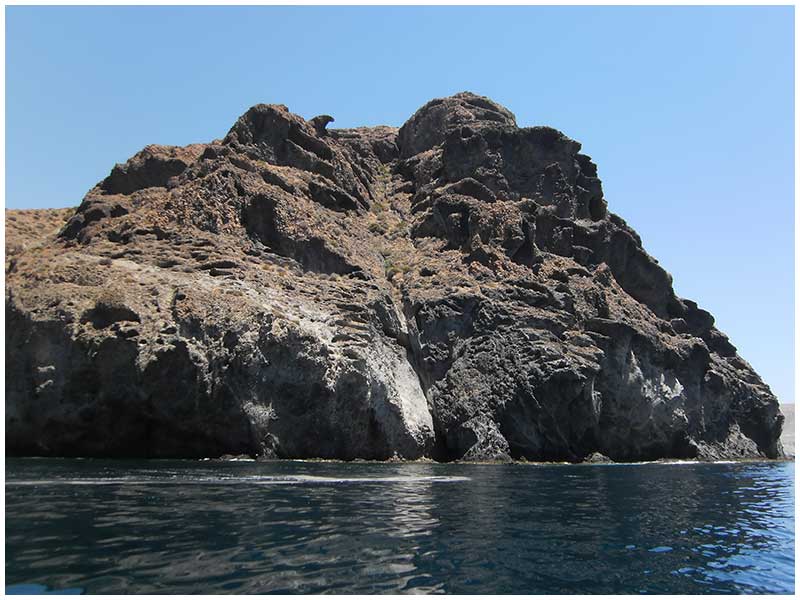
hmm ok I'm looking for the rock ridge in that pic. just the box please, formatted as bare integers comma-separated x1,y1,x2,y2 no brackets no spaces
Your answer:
6,91,784,461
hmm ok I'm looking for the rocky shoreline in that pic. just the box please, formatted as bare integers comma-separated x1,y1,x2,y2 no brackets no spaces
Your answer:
204,454,792,465
6,93,785,462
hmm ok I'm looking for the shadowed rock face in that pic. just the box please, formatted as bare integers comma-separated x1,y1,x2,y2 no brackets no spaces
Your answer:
5,92,784,461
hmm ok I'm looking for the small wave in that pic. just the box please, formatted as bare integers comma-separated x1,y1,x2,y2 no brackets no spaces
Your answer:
5,475,470,486
6,583,83,595
600,460,706,466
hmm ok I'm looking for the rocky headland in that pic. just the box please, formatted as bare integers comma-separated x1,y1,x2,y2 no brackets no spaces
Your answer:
5,93,785,462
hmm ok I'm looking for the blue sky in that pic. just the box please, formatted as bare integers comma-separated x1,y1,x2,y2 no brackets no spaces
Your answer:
5,6,794,403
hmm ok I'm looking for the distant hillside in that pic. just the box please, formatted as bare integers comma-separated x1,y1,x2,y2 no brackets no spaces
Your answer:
781,404,794,458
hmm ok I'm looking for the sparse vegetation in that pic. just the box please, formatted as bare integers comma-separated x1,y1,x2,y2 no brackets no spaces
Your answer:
368,221,387,234
383,254,412,281
96,287,127,311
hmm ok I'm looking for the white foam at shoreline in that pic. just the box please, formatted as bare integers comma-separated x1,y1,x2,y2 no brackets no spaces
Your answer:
5,475,471,486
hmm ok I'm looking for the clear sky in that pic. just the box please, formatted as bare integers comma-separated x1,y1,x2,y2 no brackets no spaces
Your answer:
5,6,794,403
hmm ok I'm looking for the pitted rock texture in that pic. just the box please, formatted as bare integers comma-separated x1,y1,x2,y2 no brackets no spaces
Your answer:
5,92,785,461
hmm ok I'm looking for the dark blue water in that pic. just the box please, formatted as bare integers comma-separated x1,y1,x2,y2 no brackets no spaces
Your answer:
5,459,794,594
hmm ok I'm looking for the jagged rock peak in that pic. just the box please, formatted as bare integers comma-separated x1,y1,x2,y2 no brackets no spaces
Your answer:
398,91,517,158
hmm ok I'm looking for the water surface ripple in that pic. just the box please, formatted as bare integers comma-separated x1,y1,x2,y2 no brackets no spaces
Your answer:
5,459,794,594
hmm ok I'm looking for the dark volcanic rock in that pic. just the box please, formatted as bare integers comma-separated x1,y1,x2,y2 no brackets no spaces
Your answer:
5,92,784,461
583,452,612,464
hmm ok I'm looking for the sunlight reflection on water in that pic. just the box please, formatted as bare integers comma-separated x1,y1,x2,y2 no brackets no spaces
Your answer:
5,459,794,594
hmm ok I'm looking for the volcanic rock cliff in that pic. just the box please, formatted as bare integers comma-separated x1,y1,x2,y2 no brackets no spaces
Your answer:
5,93,785,461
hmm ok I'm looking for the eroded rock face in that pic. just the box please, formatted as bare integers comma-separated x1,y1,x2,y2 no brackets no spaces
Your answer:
5,92,784,461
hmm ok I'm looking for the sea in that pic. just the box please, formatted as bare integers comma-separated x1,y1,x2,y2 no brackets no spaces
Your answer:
4,458,795,594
